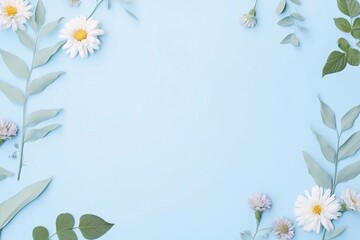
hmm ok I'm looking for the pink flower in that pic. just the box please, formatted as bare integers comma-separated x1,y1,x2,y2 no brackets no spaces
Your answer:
0,120,17,140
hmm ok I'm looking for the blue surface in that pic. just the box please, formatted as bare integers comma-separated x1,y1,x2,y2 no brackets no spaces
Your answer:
1,0,360,239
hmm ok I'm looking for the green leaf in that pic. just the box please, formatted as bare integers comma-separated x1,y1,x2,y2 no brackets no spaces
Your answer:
322,51,347,77
0,49,29,79
347,48,360,66
351,18,360,39
325,226,346,240
303,151,333,189
40,17,64,37
240,231,253,240
338,130,360,160
0,80,25,105
56,213,76,240
277,16,294,26
27,72,64,96
16,29,35,50
334,18,352,32
312,129,336,163
280,33,299,46
338,38,350,52
25,109,62,128
33,41,65,68
35,0,46,26
336,160,360,184
291,13,305,21
58,229,77,240
276,0,286,15
25,124,61,143
79,214,114,239
0,178,52,229
319,98,337,130
33,226,49,240
0,168,13,182
290,0,301,5
337,0,360,17
341,105,360,131
29,16,39,33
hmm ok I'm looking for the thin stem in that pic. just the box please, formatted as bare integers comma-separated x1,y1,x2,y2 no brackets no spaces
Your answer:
88,0,105,18
253,0,258,9
321,229,326,240
0,229,2,240
332,131,342,192
253,217,260,239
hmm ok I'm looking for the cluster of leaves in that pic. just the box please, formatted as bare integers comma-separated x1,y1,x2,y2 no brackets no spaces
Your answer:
0,0,64,180
302,98,360,239
323,0,360,76
240,228,271,240
33,213,113,240
276,0,305,47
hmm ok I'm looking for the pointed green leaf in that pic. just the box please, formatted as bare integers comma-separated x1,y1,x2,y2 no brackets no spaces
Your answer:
280,33,299,46
16,29,35,50
27,72,64,96
79,214,114,239
58,229,77,240
29,16,39,33
0,168,13,182
312,129,336,163
338,38,350,52
56,213,75,231
0,178,52,229
277,16,294,26
322,51,347,77
25,124,61,143
334,18,351,32
338,130,360,160
276,0,286,15
33,226,49,240
33,41,65,68
337,160,360,184
290,0,301,5
325,226,346,240
0,49,29,79
341,105,360,131
338,0,360,17
40,17,64,37
347,48,360,66
319,98,337,129
303,151,333,189
291,13,305,21
25,109,62,128
0,80,25,105
35,0,46,26
351,18,360,39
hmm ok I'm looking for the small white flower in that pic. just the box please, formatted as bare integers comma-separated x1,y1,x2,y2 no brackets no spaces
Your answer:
248,192,271,212
68,0,81,7
240,8,257,28
0,0,32,31
342,189,360,212
294,186,341,233
59,15,104,58
272,217,295,240
0,120,17,140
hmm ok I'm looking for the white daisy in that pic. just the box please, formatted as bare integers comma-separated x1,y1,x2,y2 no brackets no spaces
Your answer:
272,217,295,240
342,189,360,212
294,186,341,233
248,192,271,212
0,120,17,140
59,15,104,58
0,0,32,31
240,8,257,28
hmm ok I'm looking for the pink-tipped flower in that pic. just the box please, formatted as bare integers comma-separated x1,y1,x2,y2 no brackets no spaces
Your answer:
240,8,257,28
272,217,295,240
248,192,271,212
0,120,17,140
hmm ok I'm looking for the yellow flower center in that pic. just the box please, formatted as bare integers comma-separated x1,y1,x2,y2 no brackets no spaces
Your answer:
278,224,289,234
73,29,87,41
312,204,322,215
5,6,17,16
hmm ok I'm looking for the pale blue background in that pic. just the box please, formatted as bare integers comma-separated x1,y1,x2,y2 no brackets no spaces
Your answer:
1,0,360,239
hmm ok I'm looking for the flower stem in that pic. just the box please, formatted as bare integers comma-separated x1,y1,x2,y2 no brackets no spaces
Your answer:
332,130,342,192
88,0,105,18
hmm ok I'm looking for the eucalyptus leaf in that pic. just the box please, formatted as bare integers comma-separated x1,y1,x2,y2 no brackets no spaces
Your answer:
40,17,64,37
56,213,76,240
336,160,360,184
303,151,333,189
276,0,286,15
0,177,52,229
0,49,29,79
334,18,352,33
57,229,77,240
280,33,299,46
35,0,46,26
0,80,25,105
25,109,62,128
0,167,13,181
322,51,347,77
347,48,360,66
29,16,38,33
325,226,346,240
33,41,65,68
312,129,336,163
341,105,360,131
338,38,350,52
277,16,294,26
319,98,337,130
291,13,305,21
338,130,360,160
79,214,114,239
25,124,61,143
27,71,64,96
16,29,35,50
290,0,301,5
337,0,360,17
33,226,49,240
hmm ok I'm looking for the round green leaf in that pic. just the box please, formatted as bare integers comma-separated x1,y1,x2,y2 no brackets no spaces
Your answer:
79,214,114,239
33,226,49,240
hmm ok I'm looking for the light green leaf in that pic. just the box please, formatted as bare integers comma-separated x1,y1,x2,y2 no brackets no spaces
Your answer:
337,0,360,17
33,226,49,240
325,226,346,240
347,48,360,66
25,109,62,128
290,0,301,5
338,130,360,160
303,151,333,189
35,0,46,26
0,49,29,79
25,124,61,143
40,17,64,37
277,16,294,26
338,38,350,52
16,29,35,50
312,129,336,163
351,18,360,39
276,0,286,15
280,33,299,46
79,214,114,239
319,98,337,129
337,160,360,184
291,13,305,21
27,72,64,96
29,16,39,33
240,231,253,240
33,41,65,68
334,18,352,32
58,229,77,240
57,213,76,240
322,51,347,77
0,178,52,229
341,105,360,131
0,80,25,105
0,168,13,182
